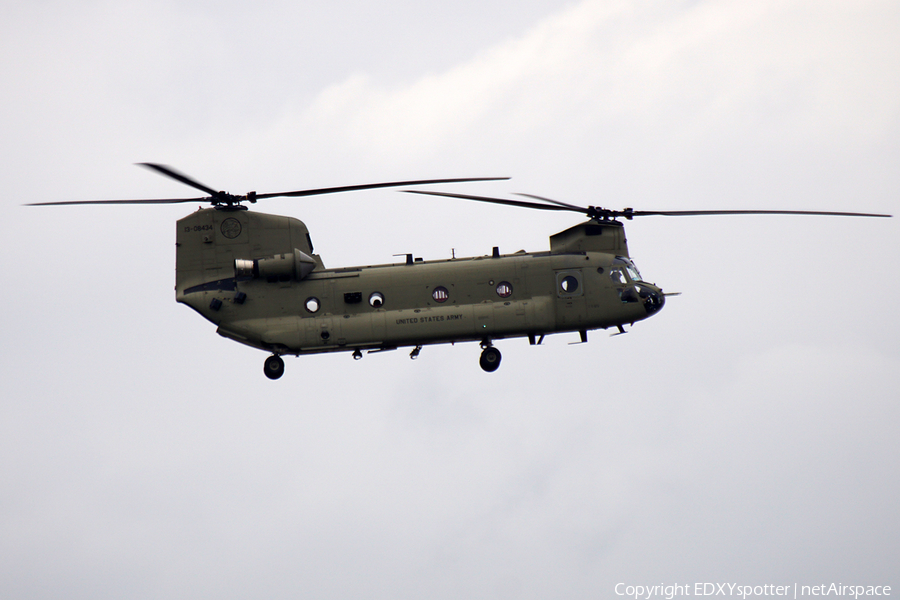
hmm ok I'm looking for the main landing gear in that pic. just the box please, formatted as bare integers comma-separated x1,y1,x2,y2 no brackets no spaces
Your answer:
264,354,285,380
479,344,502,373
263,345,503,378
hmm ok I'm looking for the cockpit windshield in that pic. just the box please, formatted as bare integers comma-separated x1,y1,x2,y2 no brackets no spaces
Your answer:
612,256,643,282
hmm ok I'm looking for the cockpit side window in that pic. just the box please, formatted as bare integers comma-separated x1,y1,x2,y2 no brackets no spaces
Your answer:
610,257,645,303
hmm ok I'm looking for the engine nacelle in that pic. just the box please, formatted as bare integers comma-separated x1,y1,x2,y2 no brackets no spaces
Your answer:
235,249,317,282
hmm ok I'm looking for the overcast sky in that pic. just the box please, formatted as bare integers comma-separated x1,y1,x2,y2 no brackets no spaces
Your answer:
2,1,898,598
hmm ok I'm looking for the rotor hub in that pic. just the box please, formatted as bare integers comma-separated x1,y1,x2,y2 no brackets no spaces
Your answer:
211,191,256,207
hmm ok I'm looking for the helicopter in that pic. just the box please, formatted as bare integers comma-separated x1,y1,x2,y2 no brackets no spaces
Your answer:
30,164,891,379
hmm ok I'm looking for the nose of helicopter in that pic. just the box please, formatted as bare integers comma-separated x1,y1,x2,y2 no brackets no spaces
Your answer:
637,283,665,315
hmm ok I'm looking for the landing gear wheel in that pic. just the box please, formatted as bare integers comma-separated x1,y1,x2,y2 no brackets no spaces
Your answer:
479,346,502,372
264,354,285,380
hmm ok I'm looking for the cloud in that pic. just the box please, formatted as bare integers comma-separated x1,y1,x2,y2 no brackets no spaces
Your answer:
249,0,899,193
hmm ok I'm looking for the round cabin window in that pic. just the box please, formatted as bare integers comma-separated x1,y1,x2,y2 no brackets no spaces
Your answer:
560,275,579,294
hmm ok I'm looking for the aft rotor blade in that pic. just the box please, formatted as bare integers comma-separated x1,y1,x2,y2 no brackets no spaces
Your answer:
27,196,210,206
404,189,578,212
138,162,220,197
629,209,892,218
256,177,510,200
28,172,509,206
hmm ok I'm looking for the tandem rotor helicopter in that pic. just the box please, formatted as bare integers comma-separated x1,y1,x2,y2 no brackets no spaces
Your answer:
31,163,891,379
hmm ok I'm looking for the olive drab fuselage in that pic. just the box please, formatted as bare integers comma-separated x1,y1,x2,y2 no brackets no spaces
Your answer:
175,207,665,364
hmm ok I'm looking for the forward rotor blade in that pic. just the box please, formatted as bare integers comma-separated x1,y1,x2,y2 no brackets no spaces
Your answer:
256,177,509,200
515,193,589,212
629,209,892,218
137,163,219,197
404,189,577,212
409,190,891,220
